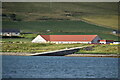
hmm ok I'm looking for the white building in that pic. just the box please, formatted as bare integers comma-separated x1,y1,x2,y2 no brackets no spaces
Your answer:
113,41,120,44
0,29,20,36
32,35,101,44
99,40,114,44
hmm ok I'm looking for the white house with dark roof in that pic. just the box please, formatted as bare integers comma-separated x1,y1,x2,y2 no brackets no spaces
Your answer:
0,29,20,36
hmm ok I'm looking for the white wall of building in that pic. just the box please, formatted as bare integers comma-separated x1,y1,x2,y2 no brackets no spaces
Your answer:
99,41,106,44
32,35,47,43
11,33,20,36
113,42,120,44
0,32,20,36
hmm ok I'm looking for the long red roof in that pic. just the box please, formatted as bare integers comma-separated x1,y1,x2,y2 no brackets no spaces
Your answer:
40,35,98,42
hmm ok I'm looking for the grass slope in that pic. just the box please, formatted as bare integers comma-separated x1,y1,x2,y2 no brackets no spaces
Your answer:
77,44,119,54
2,2,118,29
3,20,118,40
3,2,117,14
1,43,88,53
3,20,113,32
2,42,119,54
2,2,119,41
82,15,118,29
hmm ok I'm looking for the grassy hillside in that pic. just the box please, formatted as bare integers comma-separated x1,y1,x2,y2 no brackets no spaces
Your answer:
82,15,118,29
2,2,119,41
1,43,88,53
2,2,118,29
3,2,117,14
77,44,119,54
3,20,113,32
3,20,119,40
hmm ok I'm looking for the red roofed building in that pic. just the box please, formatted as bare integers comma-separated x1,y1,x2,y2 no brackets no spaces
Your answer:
32,35,101,44
99,40,114,44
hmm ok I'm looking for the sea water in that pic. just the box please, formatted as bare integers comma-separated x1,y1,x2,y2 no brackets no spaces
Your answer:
2,55,119,78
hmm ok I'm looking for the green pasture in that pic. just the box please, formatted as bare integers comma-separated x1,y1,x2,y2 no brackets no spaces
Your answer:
1,2,119,54
3,20,119,40
2,2,119,41
2,38,32,42
77,44,119,54
3,2,117,14
1,43,88,53
1,42,119,54
82,15,118,29
3,20,113,32
2,2,118,29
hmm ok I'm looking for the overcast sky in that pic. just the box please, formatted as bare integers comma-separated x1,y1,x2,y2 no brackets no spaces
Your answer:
1,0,119,2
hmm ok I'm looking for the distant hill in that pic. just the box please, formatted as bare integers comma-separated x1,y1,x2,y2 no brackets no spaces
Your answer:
2,2,117,14
2,2,118,29
2,2,119,40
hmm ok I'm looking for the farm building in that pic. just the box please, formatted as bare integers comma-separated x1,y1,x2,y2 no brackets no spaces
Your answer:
99,40,114,44
32,35,101,44
112,30,120,34
112,41,120,44
0,29,20,36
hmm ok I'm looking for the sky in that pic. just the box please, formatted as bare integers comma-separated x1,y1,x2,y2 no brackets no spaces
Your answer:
1,0,120,2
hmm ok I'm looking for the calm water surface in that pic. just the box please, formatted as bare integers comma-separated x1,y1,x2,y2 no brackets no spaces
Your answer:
2,56,119,78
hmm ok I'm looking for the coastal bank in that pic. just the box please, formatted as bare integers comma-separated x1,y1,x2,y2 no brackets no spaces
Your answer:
1,45,120,58
1,52,120,58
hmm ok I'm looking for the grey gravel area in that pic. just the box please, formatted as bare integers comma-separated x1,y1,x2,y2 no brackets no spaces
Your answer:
65,54,120,58
1,52,120,58
0,52,34,56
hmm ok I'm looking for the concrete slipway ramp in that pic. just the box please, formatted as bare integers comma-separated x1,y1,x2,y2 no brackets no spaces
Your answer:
30,47,83,56
29,46,120,57
1,46,120,57
0,46,91,56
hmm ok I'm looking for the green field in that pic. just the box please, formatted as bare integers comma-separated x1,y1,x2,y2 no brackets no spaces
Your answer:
1,2,119,54
2,2,118,29
1,43,88,53
2,2,119,42
1,42,119,54
2,20,119,40
3,20,113,32
77,44,119,54
2,38,32,42
82,15,118,29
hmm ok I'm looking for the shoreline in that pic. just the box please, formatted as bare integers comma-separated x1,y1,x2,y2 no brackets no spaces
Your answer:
0,52,120,58
65,54,120,58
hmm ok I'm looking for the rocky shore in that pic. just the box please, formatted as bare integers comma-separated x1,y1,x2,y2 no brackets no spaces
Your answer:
1,52,120,58
65,54,120,58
